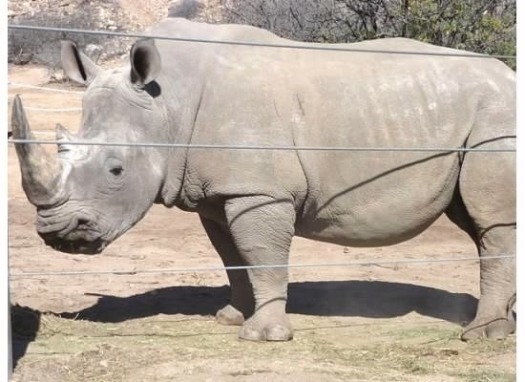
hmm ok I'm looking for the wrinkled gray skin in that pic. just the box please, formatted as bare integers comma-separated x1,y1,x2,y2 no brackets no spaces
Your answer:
12,18,515,342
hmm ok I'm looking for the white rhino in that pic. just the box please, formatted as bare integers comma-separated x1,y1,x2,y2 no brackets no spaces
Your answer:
11,18,515,341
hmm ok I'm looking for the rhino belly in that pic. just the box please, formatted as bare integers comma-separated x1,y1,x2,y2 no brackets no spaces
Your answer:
295,152,461,247
296,204,446,247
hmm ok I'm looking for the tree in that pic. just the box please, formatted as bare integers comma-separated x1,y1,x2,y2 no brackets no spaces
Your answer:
402,0,515,67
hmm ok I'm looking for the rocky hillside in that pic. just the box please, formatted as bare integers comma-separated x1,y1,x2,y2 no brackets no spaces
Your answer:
8,0,173,66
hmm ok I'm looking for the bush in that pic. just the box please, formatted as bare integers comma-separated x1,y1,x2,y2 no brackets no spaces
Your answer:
171,0,516,69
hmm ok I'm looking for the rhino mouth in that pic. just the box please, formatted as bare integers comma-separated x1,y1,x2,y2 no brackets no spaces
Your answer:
37,211,108,255
44,237,106,255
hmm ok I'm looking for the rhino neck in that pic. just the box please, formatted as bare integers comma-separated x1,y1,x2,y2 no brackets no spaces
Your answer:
153,33,214,209
157,78,206,209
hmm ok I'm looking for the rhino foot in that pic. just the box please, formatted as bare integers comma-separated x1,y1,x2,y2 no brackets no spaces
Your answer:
462,292,516,341
216,304,245,326
238,313,293,342
461,316,515,341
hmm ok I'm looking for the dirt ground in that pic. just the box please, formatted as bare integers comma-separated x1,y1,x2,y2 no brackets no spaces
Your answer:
7,65,516,382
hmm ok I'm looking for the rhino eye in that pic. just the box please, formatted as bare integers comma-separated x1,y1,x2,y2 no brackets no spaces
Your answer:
109,166,124,176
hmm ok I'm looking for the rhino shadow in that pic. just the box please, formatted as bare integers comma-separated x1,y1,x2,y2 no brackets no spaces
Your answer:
10,304,42,370
58,281,477,326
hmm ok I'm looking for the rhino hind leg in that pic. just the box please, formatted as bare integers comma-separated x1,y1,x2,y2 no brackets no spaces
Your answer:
200,217,254,325
460,223,516,340
224,196,296,341
452,146,516,340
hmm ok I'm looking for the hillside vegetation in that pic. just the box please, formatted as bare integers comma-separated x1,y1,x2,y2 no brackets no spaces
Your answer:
8,0,515,69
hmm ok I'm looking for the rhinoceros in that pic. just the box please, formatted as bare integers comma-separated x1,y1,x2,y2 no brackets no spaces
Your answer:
11,18,515,342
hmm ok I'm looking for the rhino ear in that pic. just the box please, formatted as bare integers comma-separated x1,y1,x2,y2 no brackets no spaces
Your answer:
61,40,101,86
130,38,161,87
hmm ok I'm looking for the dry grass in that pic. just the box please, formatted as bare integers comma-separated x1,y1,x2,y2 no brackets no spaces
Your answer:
11,309,515,382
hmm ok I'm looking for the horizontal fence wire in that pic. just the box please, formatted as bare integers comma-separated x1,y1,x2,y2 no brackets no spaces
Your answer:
7,139,516,153
8,255,515,279
6,83,516,154
7,83,82,112
8,82,84,95
8,24,516,59
23,107,82,112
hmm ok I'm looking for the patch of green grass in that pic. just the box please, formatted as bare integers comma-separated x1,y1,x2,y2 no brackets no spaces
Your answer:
458,338,516,355
398,356,434,375
380,322,461,342
453,369,515,382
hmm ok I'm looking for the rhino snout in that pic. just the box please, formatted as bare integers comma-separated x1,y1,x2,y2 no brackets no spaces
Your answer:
36,214,107,255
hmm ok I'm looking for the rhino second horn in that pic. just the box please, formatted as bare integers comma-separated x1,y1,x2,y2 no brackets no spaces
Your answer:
56,123,78,144
11,95,64,207
56,123,73,141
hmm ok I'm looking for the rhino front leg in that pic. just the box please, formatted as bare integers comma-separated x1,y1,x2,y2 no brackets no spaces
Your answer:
200,216,254,325
225,195,295,341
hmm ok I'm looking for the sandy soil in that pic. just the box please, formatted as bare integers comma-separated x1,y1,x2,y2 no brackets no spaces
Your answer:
7,65,515,382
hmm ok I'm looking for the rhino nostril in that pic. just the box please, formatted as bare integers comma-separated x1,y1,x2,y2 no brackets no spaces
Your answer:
77,218,89,227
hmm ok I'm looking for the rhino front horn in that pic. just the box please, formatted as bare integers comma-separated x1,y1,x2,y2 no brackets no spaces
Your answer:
11,95,64,207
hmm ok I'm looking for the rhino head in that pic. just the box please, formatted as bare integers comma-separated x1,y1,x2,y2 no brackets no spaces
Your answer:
12,39,169,254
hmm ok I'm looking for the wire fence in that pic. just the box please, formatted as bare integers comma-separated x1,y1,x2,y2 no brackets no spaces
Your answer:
21,107,82,112
5,80,517,153
6,138,517,153
4,24,518,369
8,81,515,153
8,255,514,279
7,24,516,280
7,24,516,59
7,84,83,113
8,82,84,95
